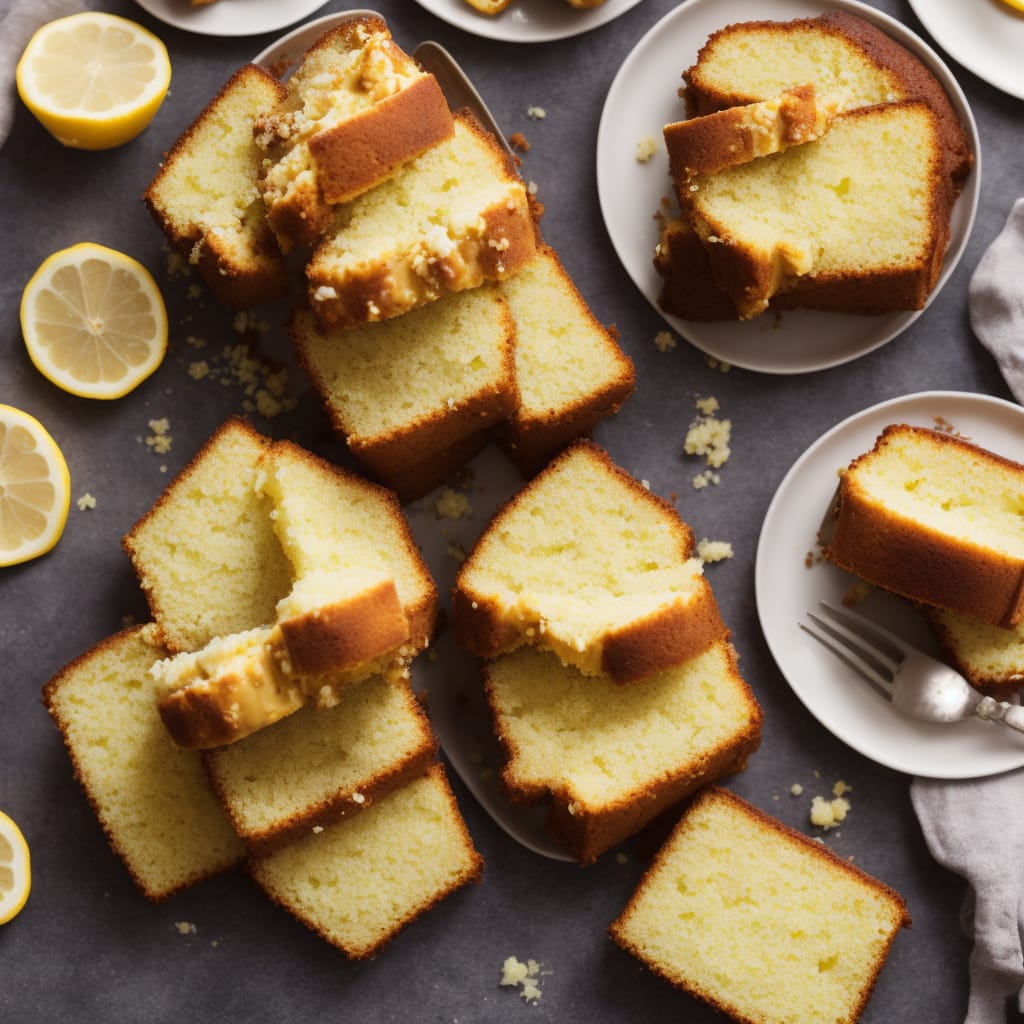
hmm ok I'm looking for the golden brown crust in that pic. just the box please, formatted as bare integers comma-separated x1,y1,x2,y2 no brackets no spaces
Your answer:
380,429,492,505
820,425,1024,628
308,73,454,206
142,65,289,310
280,577,408,676
665,84,834,179
653,217,739,322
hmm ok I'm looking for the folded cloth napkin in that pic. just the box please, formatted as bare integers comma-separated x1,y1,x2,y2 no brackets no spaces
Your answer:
970,198,1024,405
911,770,1024,1024
0,0,88,150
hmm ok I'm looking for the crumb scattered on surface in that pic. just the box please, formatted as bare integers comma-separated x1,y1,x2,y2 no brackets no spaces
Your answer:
692,469,721,490
636,133,659,162
654,330,677,353
145,418,172,455
526,106,546,120
704,355,732,373
842,581,872,607
810,780,852,830
509,131,530,152
684,396,731,471
76,493,97,511
697,538,733,563
790,783,803,796
174,921,197,935
434,488,473,520
500,956,549,1004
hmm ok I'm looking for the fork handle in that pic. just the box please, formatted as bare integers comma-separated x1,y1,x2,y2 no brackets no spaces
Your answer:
976,697,1024,734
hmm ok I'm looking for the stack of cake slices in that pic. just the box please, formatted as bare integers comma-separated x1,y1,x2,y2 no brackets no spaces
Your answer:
144,15,634,500
44,418,482,959
655,11,973,322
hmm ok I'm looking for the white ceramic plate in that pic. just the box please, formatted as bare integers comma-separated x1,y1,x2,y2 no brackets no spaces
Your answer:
252,10,381,69
909,0,1024,101
755,391,1024,779
412,0,645,43
134,0,331,37
596,0,981,375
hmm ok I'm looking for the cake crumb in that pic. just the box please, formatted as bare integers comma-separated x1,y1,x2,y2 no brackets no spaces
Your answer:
684,397,731,469
636,133,659,162
434,487,473,520
790,783,804,797
174,921,197,935
697,539,734,563
76,493,97,511
500,956,549,1004
704,355,732,373
509,131,530,152
145,418,173,455
841,581,872,607
526,106,546,120
654,330,677,352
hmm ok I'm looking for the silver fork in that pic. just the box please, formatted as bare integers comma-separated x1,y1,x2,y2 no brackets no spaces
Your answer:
800,601,1024,733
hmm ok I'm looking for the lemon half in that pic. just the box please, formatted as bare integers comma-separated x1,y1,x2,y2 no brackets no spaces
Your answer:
0,405,71,568
0,812,31,925
21,243,168,400
15,12,171,150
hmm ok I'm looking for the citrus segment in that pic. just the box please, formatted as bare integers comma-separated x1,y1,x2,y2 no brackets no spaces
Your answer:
0,405,71,568
0,811,31,925
15,12,171,150
21,243,168,400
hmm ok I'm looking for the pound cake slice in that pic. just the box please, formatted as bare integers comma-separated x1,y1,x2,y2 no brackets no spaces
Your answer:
664,84,842,179
820,424,1024,628
653,217,739,322
153,568,410,749
484,641,761,864
123,417,293,654
497,244,635,476
924,607,1024,700
255,438,439,650
290,285,517,501
682,101,953,319
610,787,910,1024
682,11,973,191
254,16,453,250
306,109,538,329
203,673,437,852
250,763,482,958
452,440,728,683
143,64,288,309
43,624,246,901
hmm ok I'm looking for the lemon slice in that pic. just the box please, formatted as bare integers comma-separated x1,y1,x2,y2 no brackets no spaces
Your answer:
21,243,168,400
15,12,171,151
0,405,71,568
0,811,31,925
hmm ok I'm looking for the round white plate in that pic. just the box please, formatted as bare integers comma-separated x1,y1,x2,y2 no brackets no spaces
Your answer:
909,0,1024,101
596,0,981,374
134,0,331,37
412,0,645,43
755,391,1024,779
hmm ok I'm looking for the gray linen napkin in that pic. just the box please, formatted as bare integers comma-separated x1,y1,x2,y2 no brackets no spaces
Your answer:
911,771,1024,1024
970,198,1024,404
0,0,89,149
